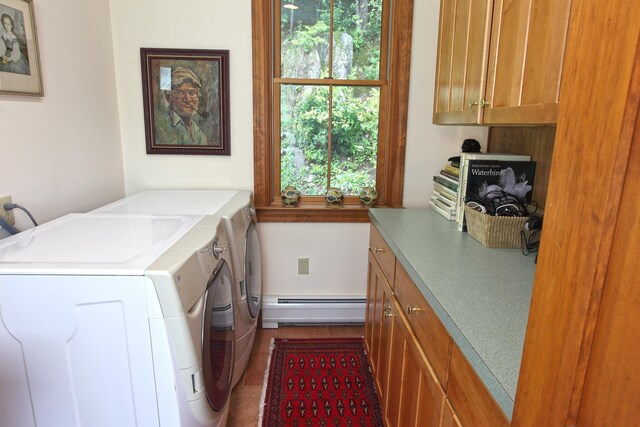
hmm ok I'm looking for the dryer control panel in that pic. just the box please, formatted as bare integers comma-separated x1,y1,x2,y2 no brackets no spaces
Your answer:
197,239,216,279
197,236,227,279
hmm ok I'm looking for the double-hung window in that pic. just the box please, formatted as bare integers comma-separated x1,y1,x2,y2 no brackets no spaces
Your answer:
252,0,413,222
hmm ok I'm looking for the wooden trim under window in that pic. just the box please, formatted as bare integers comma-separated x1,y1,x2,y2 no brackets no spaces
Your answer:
251,0,413,222
257,205,372,223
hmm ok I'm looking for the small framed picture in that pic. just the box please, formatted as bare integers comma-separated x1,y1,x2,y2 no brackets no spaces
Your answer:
140,47,230,155
0,0,43,96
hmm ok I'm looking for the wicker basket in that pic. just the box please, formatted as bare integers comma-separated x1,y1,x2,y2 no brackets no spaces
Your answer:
464,205,528,248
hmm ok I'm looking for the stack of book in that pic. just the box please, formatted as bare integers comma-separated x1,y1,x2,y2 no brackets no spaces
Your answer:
430,160,460,220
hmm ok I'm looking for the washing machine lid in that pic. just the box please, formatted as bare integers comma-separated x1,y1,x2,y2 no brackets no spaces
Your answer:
0,213,201,275
94,189,240,215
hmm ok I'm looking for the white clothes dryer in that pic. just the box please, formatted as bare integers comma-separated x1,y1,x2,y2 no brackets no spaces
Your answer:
0,213,235,427
94,189,263,388
217,191,262,388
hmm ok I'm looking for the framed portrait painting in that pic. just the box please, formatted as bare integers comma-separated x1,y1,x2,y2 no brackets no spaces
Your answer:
141,48,230,155
0,0,43,96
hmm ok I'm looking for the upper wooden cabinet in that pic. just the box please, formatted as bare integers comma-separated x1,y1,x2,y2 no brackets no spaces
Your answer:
433,0,493,124
433,0,571,125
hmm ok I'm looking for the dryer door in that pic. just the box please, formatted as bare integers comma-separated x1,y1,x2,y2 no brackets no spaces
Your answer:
244,220,262,319
202,259,235,412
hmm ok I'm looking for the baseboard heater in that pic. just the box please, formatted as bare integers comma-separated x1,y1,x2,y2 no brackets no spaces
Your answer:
261,296,366,328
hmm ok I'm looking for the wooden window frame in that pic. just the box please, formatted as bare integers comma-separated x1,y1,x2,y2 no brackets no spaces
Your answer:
252,0,413,222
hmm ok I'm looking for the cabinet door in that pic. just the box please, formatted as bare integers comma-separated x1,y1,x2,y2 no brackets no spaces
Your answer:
377,281,394,404
483,0,571,124
380,299,444,427
365,252,377,357
433,0,493,124
366,251,393,401
399,314,446,427
381,294,401,426
384,297,445,427
366,252,385,385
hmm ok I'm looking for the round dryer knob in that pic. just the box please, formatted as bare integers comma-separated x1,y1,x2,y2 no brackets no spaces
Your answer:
213,238,224,258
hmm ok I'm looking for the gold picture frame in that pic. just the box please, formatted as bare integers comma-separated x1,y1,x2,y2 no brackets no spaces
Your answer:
0,0,43,96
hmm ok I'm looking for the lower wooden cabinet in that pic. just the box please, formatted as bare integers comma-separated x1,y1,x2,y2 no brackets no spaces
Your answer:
369,225,396,288
377,285,394,403
365,251,382,378
367,250,444,427
386,297,444,427
365,250,394,400
395,261,451,387
367,224,510,426
381,290,402,426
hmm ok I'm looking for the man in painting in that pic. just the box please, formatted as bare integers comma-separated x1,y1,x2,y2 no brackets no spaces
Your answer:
0,12,29,75
155,67,208,145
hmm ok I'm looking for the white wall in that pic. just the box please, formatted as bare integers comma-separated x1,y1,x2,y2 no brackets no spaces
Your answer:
108,0,487,298
258,223,370,296
0,0,124,236
109,0,255,193
404,0,487,207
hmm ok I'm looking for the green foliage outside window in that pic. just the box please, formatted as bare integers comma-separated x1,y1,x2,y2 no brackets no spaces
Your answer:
279,0,384,196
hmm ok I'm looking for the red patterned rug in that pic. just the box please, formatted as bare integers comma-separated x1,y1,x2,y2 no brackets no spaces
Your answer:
260,337,383,427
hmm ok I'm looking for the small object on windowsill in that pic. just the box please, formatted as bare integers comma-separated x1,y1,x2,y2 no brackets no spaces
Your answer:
281,185,301,207
359,187,378,207
325,187,343,208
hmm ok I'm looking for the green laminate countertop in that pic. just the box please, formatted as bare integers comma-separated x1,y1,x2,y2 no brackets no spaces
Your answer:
369,208,536,419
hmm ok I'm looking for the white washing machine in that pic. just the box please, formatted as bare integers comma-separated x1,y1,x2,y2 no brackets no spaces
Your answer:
0,213,235,427
94,189,262,388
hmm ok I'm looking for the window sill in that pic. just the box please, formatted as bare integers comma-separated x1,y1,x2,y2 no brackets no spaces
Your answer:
256,203,381,223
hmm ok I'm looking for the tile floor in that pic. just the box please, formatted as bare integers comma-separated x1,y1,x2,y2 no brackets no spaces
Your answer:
227,324,365,427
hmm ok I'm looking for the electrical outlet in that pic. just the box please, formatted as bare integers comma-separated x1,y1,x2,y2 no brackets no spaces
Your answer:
0,194,14,225
298,257,309,274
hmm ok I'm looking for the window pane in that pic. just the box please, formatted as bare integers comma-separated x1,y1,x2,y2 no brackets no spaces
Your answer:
280,85,330,195
280,0,331,79
333,0,383,80
330,86,379,195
